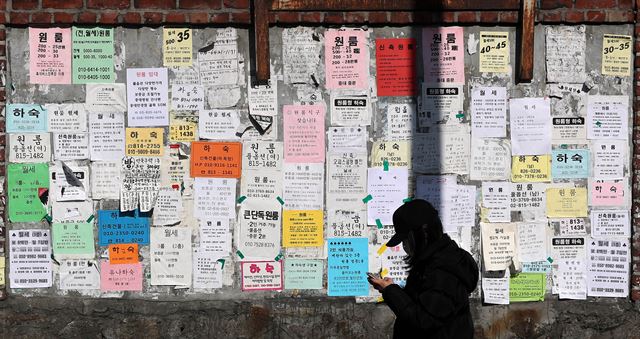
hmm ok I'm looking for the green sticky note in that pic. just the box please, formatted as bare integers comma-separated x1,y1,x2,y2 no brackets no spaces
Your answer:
237,195,247,203
284,259,323,290
236,250,245,259
547,257,553,263
403,197,413,203
86,215,95,223
456,113,464,119
217,259,226,270
274,253,283,261
72,27,115,83
375,219,384,229
362,194,373,203
276,196,285,205
383,159,389,171
8,163,49,222
52,222,95,256
509,273,546,302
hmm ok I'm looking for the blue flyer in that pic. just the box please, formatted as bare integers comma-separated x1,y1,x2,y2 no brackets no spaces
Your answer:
98,209,150,246
327,237,369,296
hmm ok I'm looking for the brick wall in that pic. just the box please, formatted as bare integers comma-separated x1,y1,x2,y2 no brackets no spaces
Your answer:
2,0,639,301
1,0,7,301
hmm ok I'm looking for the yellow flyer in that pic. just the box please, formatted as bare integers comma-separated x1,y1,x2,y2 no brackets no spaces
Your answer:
546,187,588,218
371,140,411,168
0,257,5,285
479,31,510,73
283,210,323,247
511,155,551,182
163,28,192,67
169,116,197,142
125,128,164,156
601,34,631,76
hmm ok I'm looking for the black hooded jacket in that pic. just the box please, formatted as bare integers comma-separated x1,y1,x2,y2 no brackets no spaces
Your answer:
381,234,479,339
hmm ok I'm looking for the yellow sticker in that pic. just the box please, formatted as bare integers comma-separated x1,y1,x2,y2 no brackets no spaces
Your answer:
163,28,192,67
377,244,388,256
380,268,389,278
169,117,197,142
371,141,411,168
479,31,510,73
601,34,631,77
282,210,324,247
0,257,5,286
125,128,164,157
546,187,588,218
511,155,551,182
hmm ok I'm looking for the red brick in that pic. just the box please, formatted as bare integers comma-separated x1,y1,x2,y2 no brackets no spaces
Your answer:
457,11,477,23
231,11,251,24
633,288,640,302
78,11,98,23
619,0,634,9
0,134,5,147
607,10,634,22
565,10,585,23
12,0,39,10
367,12,388,24
345,12,366,24
300,12,322,23
390,12,413,24
539,0,573,9
123,12,141,24
0,30,5,41
190,13,209,24
224,0,249,9
210,12,229,24
135,0,175,9
275,12,298,23
0,13,5,24
324,12,344,24
585,10,605,22
165,13,186,23
499,11,518,23
539,10,563,22
634,24,640,37
0,90,4,101
87,0,131,9
142,11,163,24
42,0,83,9
575,0,616,8
54,12,76,23
10,12,31,25
441,11,455,23
31,12,52,24
99,12,120,24
180,0,221,9
480,11,499,23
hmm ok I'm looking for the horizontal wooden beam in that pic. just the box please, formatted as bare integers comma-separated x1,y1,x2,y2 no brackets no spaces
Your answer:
271,0,520,11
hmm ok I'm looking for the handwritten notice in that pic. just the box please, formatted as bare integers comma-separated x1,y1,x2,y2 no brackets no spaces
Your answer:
125,128,163,157
150,227,192,286
479,31,510,73
171,84,204,111
423,27,464,83
482,275,509,305
481,222,516,271
46,103,88,132
283,210,323,247
602,34,632,76
325,28,368,90
471,87,507,138
587,238,629,297
283,105,325,163
284,259,323,289
109,244,139,264
546,188,588,218
387,103,416,141
190,141,242,178
327,209,367,238
91,161,121,199
509,98,552,156
470,138,511,181
238,199,281,260
330,94,371,126
592,140,625,178
9,229,52,288
328,237,369,296
199,109,241,140
241,261,283,291
376,38,417,96
509,273,546,302
194,178,236,219
282,27,321,84
242,141,283,170
589,178,626,207
59,260,100,290
511,155,551,182
517,222,548,262
545,26,587,83
163,28,192,67
29,27,71,84
126,68,169,126
198,28,239,86
100,261,143,292
97,210,150,246
9,133,51,163
7,104,47,133
412,125,470,175
367,168,409,225
587,95,628,140
371,140,411,168
8,163,48,222
591,210,629,237
72,27,114,83
51,222,95,258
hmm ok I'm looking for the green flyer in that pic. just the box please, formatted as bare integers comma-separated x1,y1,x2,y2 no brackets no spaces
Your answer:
509,273,546,302
52,222,95,256
72,27,114,83
8,163,49,222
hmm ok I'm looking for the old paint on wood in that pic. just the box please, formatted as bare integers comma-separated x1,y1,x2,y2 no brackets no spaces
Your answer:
518,0,535,82
271,0,520,11
254,0,271,84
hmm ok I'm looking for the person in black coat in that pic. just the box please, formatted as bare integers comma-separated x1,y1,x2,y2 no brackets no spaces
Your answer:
368,199,479,339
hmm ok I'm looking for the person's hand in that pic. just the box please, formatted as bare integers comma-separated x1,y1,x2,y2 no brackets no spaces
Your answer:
368,276,394,292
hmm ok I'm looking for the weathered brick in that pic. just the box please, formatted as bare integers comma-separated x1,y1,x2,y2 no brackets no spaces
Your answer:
619,0,634,9
585,10,606,22
607,10,634,22
223,0,249,9
565,10,585,23
135,0,175,9
0,30,5,41
479,11,499,23
324,12,345,24
54,12,76,24
42,0,83,9
10,12,31,25
499,11,518,23
390,11,413,24
210,12,230,24
539,10,563,22
539,0,573,9
165,13,186,23
275,12,298,24
78,11,98,23
31,12,52,24
180,0,221,9
12,0,39,10
189,13,209,24
231,11,251,24
367,12,388,24
99,12,120,24
440,11,456,23
456,11,477,23
87,0,131,10
345,12,366,24
123,12,141,24
142,11,163,24
576,0,617,8
300,12,322,23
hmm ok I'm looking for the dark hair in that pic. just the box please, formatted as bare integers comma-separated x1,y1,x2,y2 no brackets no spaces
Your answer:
404,217,444,269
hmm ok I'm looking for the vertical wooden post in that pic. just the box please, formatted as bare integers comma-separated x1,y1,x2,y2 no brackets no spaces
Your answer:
518,0,535,82
254,0,271,85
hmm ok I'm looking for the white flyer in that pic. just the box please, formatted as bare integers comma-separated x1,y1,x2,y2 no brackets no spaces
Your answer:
510,183,547,211
367,167,409,225
412,124,470,175
86,83,127,112
51,200,93,224
554,260,587,300
90,161,121,200
516,222,547,262
150,227,192,286
587,95,628,140
9,229,52,288
283,163,324,211
387,103,416,141
46,103,88,132
327,127,367,154
248,79,277,117
592,140,626,178
53,133,90,160
59,260,100,290
194,178,237,220
241,169,282,200
545,26,587,83
482,274,510,305
330,94,371,126
120,157,161,212
421,84,464,125
590,210,629,237
471,87,507,138
199,109,241,140
242,141,283,170
551,237,586,261
469,138,511,180
49,162,90,201
482,181,511,222
199,219,232,257
171,84,204,111
89,110,125,161
192,248,223,289
152,187,183,226
199,28,239,86
9,133,51,163
237,198,282,260
327,209,367,238
326,152,367,210
509,97,552,155
126,68,169,127
480,222,516,271
282,27,321,85
587,238,629,298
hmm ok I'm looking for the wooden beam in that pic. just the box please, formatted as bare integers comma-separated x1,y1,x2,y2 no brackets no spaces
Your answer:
518,0,535,82
254,0,271,85
271,0,520,11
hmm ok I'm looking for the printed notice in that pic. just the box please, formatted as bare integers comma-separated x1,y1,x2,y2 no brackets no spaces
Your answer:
163,28,192,67
602,34,632,76
327,209,367,238
90,111,125,161
29,27,71,84
328,237,369,296
59,260,100,290
552,116,586,144
376,38,417,96
91,161,121,199
367,168,409,225
9,133,51,163
546,188,588,218
517,222,547,262
545,26,587,83
120,156,162,212
482,182,512,223
53,133,89,160
325,28,369,90
481,222,516,271
284,259,323,289
9,229,52,288
471,87,507,138
283,163,324,210
510,98,552,155
283,210,323,247
552,237,586,260
511,155,551,182
46,103,88,132
7,104,47,133
283,105,325,163
150,227,192,286
98,210,150,246
241,169,282,200
591,210,629,237
479,31,510,73
237,199,281,260
551,149,589,179
554,260,587,300
326,152,367,210
193,249,223,289
109,244,139,265
327,127,367,154
509,273,546,302
199,219,232,257
371,140,411,168
511,183,547,211
72,27,114,83
52,222,95,258
152,187,183,225
589,178,626,207
592,140,625,178
169,115,197,142
423,27,464,83
241,261,283,291
8,163,48,222
86,83,127,112
194,178,236,220
482,274,509,305
126,68,169,126
330,94,371,126
191,141,242,178
470,138,511,181
412,125,470,175
199,109,241,140
587,238,629,297
553,218,587,236
100,261,143,292
242,141,283,170
125,128,164,157
587,95,628,140
421,84,464,125
248,79,278,116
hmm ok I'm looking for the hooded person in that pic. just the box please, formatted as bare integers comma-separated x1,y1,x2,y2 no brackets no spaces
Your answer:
367,199,479,339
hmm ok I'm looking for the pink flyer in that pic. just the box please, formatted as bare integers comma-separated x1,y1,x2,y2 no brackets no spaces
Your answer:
422,27,465,84
100,261,143,292
591,181,625,206
324,28,369,90
29,28,72,84
283,104,325,163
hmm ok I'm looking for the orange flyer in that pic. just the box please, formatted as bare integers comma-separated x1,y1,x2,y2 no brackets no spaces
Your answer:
190,141,242,178
108,244,139,264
